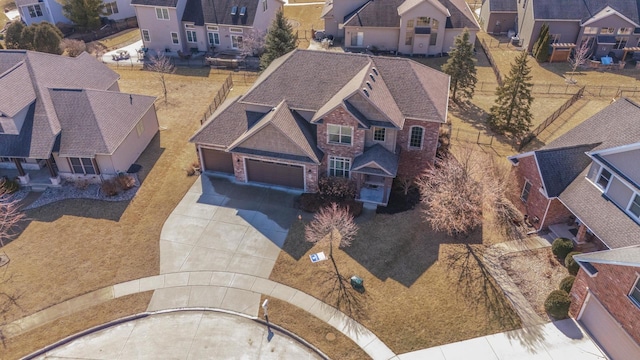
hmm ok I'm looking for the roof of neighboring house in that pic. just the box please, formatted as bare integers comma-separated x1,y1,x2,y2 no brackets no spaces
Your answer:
321,0,334,18
488,0,517,12
0,50,121,159
531,0,640,24
352,144,399,176
574,245,640,267
130,0,179,7
182,0,259,27
534,144,598,197
14,0,41,7
343,0,478,30
49,89,156,157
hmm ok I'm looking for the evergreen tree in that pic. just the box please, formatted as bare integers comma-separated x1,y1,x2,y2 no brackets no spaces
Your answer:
20,26,35,50
33,22,63,54
63,0,105,31
532,23,550,62
4,22,27,49
260,10,297,70
441,29,477,102
487,50,534,138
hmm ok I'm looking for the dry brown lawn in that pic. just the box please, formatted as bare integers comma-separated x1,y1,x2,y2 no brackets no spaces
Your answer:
1,67,239,358
270,210,521,354
501,248,569,320
284,4,324,49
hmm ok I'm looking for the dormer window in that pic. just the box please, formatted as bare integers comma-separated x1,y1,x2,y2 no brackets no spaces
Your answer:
597,168,612,189
231,6,238,15
629,194,640,218
240,6,246,16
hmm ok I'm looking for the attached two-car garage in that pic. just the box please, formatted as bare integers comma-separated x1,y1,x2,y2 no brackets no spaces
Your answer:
201,148,234,174
245,159,304,189
579,293,640,360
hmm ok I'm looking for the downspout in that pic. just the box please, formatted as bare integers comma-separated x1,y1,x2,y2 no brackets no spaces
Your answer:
539,196,552,231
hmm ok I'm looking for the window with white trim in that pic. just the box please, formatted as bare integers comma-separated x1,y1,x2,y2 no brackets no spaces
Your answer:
409,126,424,148
155,7,169,20
329,156,350,178
629,194,640,218
600,27,615,34
521,180,532,203
208,32,220,46
262,0,267,12
619,27,632,35
104,1,119,15
171,32,179,44
373,127,385,142
327,124,352,145
584,27,598,34
629,276,640,307
231,35,243,49
229,27,243,33
186,30,197,43
28,4,43,17
142,29,150,42
69,158,97,175
596,168,612,189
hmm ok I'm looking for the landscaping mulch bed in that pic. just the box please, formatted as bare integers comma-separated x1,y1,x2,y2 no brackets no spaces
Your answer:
376,187,420,215
500,247,570,320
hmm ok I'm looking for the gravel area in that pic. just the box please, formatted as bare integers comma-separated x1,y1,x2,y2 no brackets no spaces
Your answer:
500,247,570,320
23,176,140,210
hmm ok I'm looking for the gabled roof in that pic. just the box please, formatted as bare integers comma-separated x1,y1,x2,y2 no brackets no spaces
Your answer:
0,62,35,117
352,144,399,176
228,100,323,163
0,50,120,159
574,245,640,267
182,0,260,26
488,0,517,12
582,5,639,26
534,144,598,197
531,0,640,24
49,89,156,157
130,0,179,7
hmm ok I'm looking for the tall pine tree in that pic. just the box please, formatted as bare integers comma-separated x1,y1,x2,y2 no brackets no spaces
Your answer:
441,29,477,102
260,10,297,70
487,50,534,138
63,0,105,31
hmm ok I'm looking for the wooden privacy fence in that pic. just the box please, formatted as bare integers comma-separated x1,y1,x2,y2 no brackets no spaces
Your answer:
519,86,585,150
201,74,233,125
479,38,503,86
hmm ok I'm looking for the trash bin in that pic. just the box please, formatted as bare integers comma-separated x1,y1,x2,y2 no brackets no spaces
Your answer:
350,276,364,290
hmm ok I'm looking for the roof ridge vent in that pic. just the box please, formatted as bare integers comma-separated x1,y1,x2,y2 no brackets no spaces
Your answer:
365,81,372,90
363,88,370,97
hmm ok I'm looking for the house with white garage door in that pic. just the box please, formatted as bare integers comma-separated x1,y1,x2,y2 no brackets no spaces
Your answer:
189,49,450,206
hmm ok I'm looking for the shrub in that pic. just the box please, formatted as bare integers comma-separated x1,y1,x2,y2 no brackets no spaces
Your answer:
544,290,571,319
60,38,86,57
115,174,136,190
559,275,576,293
342,199,363,218
185,160,200,176
0,177,19,194
552,237,574,260
298,193,323,213
74,179,89,190
565,251,582,275
318,177,357,201
100,180,119,197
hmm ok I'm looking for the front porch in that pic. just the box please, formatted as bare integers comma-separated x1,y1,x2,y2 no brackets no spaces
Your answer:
0,167,61,191
548,222,607,253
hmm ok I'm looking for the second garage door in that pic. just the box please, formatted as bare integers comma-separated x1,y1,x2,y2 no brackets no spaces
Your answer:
579,293,640,360
246,159,304,189
202,148,234,174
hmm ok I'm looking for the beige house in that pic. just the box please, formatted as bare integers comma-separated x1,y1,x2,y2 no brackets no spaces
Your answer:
0,50,159,186
322,0,479,55
131,0,283,54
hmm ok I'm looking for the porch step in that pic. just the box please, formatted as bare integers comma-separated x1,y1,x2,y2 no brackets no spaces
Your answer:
28,185,49,192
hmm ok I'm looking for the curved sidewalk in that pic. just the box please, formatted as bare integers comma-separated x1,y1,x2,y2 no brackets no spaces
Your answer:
4,271,397,360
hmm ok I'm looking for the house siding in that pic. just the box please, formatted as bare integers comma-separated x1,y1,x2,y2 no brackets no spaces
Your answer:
344,26,400,51
511,154,549,230
134,5,184,53
237,124,309,157
108,107,160,174
398,2,448,55
570,264,640,345
396,120,439,178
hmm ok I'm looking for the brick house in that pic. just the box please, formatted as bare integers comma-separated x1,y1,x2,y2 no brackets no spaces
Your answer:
190,49,449,206
507,98,640,250
569,247,640,359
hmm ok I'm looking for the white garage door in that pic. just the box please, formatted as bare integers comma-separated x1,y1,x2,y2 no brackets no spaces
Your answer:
579,294,640,360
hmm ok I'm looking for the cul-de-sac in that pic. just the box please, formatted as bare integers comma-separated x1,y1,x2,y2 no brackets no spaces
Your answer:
0,0,639,358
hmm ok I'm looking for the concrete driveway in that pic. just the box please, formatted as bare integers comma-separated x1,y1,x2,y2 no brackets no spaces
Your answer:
160,176,302,277
35,311,322,359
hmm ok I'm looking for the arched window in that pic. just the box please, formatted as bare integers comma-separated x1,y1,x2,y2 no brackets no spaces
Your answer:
409,126,424,149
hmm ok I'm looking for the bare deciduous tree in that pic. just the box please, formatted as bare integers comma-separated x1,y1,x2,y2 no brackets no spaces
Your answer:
481,157,525,240
0,194,26,249
147,53,175,104
241,29,266,57
568,40,592,84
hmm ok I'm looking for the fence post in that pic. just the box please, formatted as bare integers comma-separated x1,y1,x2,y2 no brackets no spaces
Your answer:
476,131,481,144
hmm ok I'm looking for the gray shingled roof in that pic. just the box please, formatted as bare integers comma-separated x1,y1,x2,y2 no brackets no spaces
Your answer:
49,89,156,157
0,62,36,117
532,0,640,23
131,0,179,7
559,169,640,249
0,50,121,159
574,245,640,267
352,144,399,176
182,0,258,26
535,144,598,197
442,0,480,29
489,0,517,12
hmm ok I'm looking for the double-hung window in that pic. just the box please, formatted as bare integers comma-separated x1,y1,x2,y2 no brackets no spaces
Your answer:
373,127,385,142
185,25,197,43
327,125,352,145
409,126,424,148
171,32,179,44
629,277,640,308
104,2,119,15
155,7,169,20
69,158,97,175
28,4,43,17
521,180,532,203
142,29,150,42
596,168,612,189
207,26,220,46
329,156,351,178
629,194,640,218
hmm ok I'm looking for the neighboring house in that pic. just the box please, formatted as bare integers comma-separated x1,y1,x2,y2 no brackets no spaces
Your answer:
478,0,517,34
190,50,449,206
321,0,480,56
14,0,136,26
482,0,640,58
569,246,640,359
131,0,283,55
507,98,640,251
0,50,159,186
